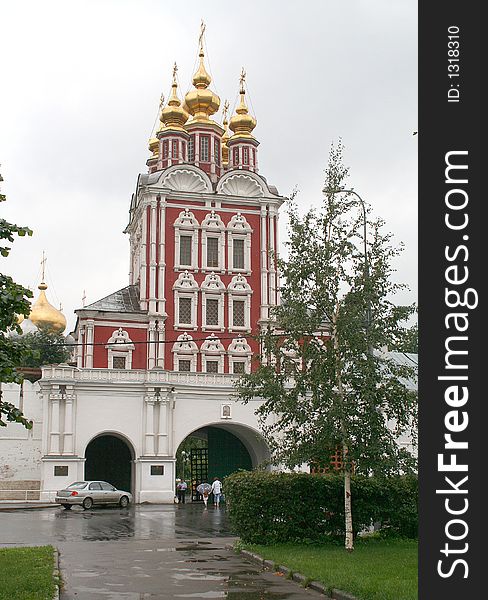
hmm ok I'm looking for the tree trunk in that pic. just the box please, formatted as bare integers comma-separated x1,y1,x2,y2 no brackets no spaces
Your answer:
332,303,354,552
343,455,354,552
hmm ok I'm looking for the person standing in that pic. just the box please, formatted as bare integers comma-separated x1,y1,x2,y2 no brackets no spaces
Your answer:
176,479,187,504
211,477,222,507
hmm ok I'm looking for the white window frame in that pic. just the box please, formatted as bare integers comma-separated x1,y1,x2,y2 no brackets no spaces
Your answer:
173,271,199,330
200,334,225,374
228,275,252,333
201,211,225,273
201,273,225,332
105,328,135,369
227,213,252,274
228,337,252,374
172,333,198,372
174,209,199,271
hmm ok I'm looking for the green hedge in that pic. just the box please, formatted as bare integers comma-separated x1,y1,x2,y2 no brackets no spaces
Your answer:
223,471,417,544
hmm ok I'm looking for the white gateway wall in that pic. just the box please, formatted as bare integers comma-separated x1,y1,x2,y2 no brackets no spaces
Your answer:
0,381,43,499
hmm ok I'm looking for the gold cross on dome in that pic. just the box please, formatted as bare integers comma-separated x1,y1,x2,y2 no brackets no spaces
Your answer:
199,20,206,50
239,67,246,92
223,99,229,121
40,251,47,282
172,62,178,83
159,93,165,109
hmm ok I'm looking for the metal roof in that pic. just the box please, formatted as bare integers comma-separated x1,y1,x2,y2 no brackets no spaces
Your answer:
83,285,143,314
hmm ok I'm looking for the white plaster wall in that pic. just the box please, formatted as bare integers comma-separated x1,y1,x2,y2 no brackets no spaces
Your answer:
73,388,144,458
0,382,43,482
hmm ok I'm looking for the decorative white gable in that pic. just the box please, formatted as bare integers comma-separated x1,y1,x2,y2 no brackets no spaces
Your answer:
162,169,208,193
219,173,265,197
173,271,198,290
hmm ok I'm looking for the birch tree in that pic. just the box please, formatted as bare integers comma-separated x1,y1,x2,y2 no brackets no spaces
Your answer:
234,143,417,551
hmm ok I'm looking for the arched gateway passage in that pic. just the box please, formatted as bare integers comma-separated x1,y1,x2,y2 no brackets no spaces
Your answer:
176,424,268,501
85,434,133,494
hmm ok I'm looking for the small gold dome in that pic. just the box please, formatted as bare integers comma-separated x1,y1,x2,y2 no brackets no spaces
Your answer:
184,46,220,122
29,281,66,334
229,77,257,140
148,137,159,159
160,64,189,131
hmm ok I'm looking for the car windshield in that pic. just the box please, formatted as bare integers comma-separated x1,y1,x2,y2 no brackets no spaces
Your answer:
67,482,88,489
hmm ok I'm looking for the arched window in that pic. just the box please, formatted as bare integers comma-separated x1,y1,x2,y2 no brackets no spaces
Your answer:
174,209,199,271
173,271,198,330
228,337,252,374
228,274,252,333
105,328,135,369
227,213,252,274
200,334,225,373
201,273,225,331
201,211,226,272
172,332,198,372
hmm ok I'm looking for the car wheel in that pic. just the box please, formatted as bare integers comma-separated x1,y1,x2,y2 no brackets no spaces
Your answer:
82,497,93,510
63,504,72,510
119,496,129,508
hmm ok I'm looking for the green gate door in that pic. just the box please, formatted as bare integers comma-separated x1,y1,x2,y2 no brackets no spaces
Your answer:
190,447,208,501
207,427,252,482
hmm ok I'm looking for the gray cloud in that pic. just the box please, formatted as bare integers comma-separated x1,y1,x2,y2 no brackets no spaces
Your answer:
0,0,417,332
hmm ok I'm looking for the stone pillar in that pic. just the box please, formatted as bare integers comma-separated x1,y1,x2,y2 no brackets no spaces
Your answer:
156,321,165,368
148,200,158,314
144,395,156,456
148,321,156,369
85,320,94,368
63,388,75,454
157,397,169,456
49,390,61,454
260,205,269,321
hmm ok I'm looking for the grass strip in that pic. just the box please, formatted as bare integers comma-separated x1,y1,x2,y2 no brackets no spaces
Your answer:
243,537,417,600
0,545,57,600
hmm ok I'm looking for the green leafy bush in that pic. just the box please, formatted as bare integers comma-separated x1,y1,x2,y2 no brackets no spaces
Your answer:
223,471,417,544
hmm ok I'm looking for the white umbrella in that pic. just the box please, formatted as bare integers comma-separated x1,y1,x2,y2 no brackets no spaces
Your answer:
196,482,212,494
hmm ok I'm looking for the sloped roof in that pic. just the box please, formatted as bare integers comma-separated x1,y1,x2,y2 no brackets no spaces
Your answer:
82,285,144,314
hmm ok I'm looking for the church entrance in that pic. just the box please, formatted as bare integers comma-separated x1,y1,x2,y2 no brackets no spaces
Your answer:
85,434,133,494
177,426,253,502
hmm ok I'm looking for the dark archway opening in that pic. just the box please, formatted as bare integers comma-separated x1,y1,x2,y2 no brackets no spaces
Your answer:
85,435,132,493
176,426,252,501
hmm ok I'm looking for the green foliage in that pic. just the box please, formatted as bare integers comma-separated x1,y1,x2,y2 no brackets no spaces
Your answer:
392,322,418,353
224,471,418,544
15,329,70,368
234,142,418,477
0,171,34,428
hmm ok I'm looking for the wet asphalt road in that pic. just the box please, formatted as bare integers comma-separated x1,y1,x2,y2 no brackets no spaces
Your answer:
0,504,323,599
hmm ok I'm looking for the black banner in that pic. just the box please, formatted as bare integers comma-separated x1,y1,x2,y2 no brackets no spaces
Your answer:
419,4,483,598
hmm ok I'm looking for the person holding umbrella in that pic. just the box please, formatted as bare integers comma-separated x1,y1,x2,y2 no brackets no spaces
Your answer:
196,482,211,507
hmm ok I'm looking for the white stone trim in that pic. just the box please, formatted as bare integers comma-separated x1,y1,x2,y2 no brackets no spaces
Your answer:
227,213,252,274
174,209,199,271
173,272,198,330
201,211,226,272
201,273,225,331
105,328,135,369
228,275,252,333
171,333,198,372
200,334,225,374
228,337,252,374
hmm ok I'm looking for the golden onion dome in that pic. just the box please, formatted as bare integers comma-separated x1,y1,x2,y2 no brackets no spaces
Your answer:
229,74,257,140
148,137,159,159
160,64,189,131
29,281,67,334
184,45,220,122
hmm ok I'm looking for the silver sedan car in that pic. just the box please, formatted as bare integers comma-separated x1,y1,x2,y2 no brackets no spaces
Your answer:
55,481,132,510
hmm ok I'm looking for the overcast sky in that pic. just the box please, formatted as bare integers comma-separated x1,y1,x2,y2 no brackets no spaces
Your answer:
0,0,417,334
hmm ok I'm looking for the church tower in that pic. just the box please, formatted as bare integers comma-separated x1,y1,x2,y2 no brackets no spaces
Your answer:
74,26,284,375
